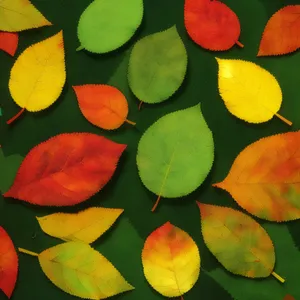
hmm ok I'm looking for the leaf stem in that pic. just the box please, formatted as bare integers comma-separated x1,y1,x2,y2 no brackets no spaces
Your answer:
151,196,161,212
125,119,136,126
138,101,143,110
275,113,292,126
76,45,84,51
18,248,39,257
272,271,285,283
236,41,244,48
180,296,184,300
6,107,25,125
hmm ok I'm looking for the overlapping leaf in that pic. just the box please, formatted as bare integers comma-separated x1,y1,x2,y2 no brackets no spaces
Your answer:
0,227,18,298
0,0,51,32
137,104,214,211
3,133,126,206
7,31,66,124
128,26,187,104
37,207,124,243
184,0,241,51
258,5,300,56
142,222,200,297
77,0,143,53
216,58,291,125
198,203,283,281
0,32,18,56
19,242,134,299
213,131,300,222
73,84,135,130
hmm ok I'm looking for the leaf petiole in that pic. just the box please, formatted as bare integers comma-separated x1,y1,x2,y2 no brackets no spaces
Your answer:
275,113,292,126
138,101,143,110
18,247,39,257
236,41,244,48
125,119,136,126
6,107,25,125
76,45,84,51
272,271,285,283
151,195,161,212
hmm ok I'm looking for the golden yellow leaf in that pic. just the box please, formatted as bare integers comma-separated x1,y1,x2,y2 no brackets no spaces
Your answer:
37,207,124,244
142,222,200,297
0,0,51,32
7,31,66,124
216,58,291,125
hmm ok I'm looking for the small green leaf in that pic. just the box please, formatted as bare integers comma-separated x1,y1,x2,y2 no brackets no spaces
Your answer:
137,104,214,210
128,25,188,104
0,149,23,193
77,0,143,54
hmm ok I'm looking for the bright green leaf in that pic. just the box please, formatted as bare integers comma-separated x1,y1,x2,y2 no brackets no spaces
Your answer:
0,149,23,193
128,25,188,104
137,104,214,210
39,242,134,299
77,0,143,53
209,224,300,300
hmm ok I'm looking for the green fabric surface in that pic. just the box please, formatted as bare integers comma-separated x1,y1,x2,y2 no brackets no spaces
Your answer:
1,0,300,299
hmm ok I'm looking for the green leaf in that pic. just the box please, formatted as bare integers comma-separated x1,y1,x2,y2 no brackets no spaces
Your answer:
38,242,134,299
77,0,143,54
209,224,300,300
137,104,214,210
128,25,188,104
0,149,23,193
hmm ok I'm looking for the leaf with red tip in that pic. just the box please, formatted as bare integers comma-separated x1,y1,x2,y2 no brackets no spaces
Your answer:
3,133,126,206
184,0,241,51
0,227,18,298
0,32,18,56
73,84,134,130
258,5,300,56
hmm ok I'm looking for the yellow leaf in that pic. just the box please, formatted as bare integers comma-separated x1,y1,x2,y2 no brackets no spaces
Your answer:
216,58,291,125
37,207,124,244
0,0,52,32
7,31,66,124
142,222,200,297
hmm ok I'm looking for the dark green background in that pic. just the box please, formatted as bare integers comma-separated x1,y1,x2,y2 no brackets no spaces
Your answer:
1,0,300,299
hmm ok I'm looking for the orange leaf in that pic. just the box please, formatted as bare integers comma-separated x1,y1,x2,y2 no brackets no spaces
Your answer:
184,0,241,51
0,227,18,298
3,133,126,206
73,84,134,130
284,295,295,300
258,5,300,56
213,131,300,222
0,32,18,56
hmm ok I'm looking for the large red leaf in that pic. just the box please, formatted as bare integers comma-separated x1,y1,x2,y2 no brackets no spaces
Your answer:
184,0,241,51
0,227,18,298
3,133,126,206
258,5,300,56
0,32,18,56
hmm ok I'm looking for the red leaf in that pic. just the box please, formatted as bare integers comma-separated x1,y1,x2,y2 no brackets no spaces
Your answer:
258,5,300,56
0,32,18,56
184,0,241,51
3,133,126,206
0,227,18,298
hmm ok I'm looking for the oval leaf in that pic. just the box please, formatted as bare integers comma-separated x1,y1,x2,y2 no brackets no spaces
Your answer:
38,242,134,299
0,227,18,298
3,133,126,206
0,0,51,32
0,32,18,56
184,0,241,51
128,26,187,104
258,5,300,57
37,207,124,243
8,31,66,124
216,58,291,125
198,203,276,279
77,0,143,53
142,222,200,297
137,104,214,210
73,84,133,130
213,131,300,222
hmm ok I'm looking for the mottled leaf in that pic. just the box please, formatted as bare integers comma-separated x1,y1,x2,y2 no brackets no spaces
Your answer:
37,207,123,243
128,26,187,104
4,133,126,206
142,222,200,297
